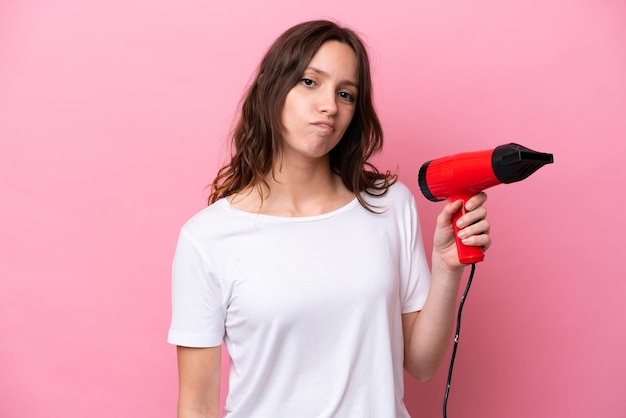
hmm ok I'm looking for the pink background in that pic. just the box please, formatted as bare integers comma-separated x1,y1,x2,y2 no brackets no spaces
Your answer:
1,0,624,417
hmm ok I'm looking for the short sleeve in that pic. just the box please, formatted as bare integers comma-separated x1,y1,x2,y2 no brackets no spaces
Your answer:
167,228,225,347
400,192,431,314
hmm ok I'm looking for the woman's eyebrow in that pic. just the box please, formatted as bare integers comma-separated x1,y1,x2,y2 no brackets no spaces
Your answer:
305,66,359,88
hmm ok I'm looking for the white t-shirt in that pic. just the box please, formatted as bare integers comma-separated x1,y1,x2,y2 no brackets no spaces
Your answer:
168,181,431,418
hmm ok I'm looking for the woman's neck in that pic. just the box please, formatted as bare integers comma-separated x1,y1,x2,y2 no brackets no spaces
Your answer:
230,157,355,217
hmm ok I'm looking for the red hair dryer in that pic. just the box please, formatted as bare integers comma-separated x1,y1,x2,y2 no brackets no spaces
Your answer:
418,143,553,264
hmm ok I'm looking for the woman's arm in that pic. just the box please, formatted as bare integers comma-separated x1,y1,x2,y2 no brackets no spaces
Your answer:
176,345,222,418
403,194,491,381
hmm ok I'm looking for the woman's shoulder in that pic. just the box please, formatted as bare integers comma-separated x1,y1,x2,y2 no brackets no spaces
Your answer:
388,180,413,198
179,198,231,237
359,180,417,214
366,179,414,202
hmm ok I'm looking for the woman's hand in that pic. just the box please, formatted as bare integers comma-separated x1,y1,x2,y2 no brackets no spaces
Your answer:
432,192,491,271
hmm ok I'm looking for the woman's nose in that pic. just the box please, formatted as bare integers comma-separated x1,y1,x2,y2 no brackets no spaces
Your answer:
318,88,337,115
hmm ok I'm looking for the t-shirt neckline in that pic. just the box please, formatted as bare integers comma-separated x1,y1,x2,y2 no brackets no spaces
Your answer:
222,196,360,222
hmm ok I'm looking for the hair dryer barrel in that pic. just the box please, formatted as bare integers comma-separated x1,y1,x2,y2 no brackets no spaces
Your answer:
417,143,553,264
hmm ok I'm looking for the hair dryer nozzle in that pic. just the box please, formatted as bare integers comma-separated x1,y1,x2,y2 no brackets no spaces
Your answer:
492,143,554,184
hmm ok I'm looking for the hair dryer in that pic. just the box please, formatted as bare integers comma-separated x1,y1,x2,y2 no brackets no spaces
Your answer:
418,143,553,264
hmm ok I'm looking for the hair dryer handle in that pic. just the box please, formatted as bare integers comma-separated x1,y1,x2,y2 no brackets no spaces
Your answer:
451,194,485,264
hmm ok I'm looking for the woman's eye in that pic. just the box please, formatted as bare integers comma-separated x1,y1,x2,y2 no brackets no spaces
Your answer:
301,78,315,87
338,91,355,102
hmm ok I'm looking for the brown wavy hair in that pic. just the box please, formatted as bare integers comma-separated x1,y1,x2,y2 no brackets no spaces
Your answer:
208,20,397,211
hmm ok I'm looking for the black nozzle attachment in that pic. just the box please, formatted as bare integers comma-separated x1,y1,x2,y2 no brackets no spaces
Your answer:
492,143,554,184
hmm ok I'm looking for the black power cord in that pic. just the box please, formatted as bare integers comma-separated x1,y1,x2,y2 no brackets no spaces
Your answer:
443,262,476,418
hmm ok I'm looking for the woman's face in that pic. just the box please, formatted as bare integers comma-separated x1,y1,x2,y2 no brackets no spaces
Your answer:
279,40,359,164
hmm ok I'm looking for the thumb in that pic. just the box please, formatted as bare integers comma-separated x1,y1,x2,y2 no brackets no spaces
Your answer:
437,199,463,228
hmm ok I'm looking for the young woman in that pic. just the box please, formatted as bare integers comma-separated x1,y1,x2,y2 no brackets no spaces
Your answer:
168,20,491,418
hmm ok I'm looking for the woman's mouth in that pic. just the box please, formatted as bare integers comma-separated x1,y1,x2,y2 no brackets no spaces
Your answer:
312,121,336,133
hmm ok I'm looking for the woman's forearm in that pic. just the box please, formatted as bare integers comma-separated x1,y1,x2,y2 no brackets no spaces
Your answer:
403,260,464,381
